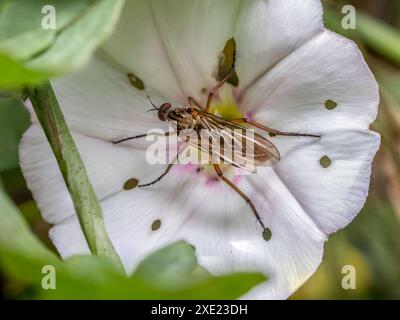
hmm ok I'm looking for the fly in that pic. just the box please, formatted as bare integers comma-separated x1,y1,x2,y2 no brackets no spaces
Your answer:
113,74,320,239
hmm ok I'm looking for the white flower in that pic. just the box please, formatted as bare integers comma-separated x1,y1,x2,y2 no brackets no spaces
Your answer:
19,0,379,299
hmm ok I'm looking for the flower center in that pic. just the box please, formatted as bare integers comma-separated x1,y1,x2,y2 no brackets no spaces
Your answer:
195,85,244,182
208,85,243,120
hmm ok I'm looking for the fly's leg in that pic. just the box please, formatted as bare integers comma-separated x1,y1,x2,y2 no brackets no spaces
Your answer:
212,164,271,238
139,145,188,188
113,133,150,144
230,118,321,138
188,96,203,109
113,131,175,144
205,72,233,113
139,163,175,188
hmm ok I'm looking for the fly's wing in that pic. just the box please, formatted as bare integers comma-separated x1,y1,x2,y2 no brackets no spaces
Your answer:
182,111,280,173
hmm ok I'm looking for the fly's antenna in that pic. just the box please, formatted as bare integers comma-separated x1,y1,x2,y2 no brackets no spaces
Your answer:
146,95,159,113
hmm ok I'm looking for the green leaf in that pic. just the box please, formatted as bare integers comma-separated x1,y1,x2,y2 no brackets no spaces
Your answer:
134,241,210,290
50,242,266,300
0,187,62,281
0,52,47,88
0,0,89,60
0,97,30,172
130,241,266,299
171,272,265,300
27,0,125,75
0,0,124,89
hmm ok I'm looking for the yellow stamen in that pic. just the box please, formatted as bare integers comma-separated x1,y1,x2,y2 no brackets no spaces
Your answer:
209,86,243,120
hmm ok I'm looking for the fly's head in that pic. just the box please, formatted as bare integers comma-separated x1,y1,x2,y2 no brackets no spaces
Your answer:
158,103,173,121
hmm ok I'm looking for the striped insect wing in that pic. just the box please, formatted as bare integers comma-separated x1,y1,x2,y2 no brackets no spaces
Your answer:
252,133,280,167
189,110,281,173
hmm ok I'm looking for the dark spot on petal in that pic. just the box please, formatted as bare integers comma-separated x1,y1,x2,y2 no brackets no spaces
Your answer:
201,87,208,95
216,38,239,87
320,155,332,168
127,73,145,90
151,219,161,231
325,99,338,110
124,178,139,190
263,228,272,241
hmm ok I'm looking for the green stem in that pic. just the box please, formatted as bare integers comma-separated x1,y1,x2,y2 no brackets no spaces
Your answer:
28,81,123,272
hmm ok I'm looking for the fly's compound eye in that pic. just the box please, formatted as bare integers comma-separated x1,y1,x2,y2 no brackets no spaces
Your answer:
158,103,172,121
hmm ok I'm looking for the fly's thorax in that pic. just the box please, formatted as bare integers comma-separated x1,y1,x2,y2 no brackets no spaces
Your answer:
170,107,200,130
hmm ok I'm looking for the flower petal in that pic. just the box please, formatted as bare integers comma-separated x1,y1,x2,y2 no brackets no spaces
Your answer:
19,124,171,224
34,130,379,298
178,168,326,299
103,0,243,102
49,165,206,262
101,0,184,101
46,161,326,299
243,30,379,133
51,55,169,142
273,129,380,234
234,0,324,89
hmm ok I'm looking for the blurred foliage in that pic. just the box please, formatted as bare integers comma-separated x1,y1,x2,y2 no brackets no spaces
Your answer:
0,0,124,89
1,0,400,299
0,97,29,172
